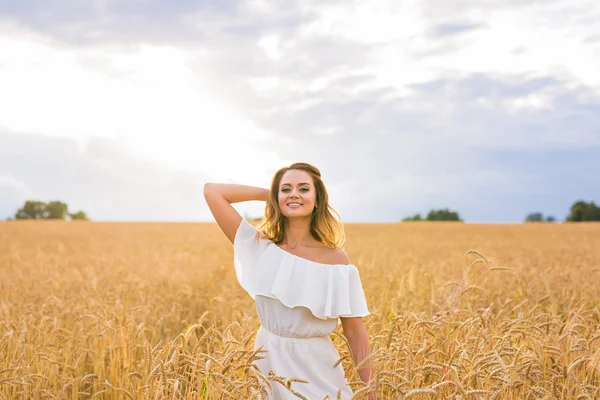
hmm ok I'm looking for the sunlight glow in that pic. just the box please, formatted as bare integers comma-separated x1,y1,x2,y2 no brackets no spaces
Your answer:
0,25,287,184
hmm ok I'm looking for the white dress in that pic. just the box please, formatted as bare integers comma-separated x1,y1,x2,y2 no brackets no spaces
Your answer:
233,218,370,399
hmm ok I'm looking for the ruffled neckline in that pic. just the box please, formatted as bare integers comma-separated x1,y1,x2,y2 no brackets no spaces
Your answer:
234,218,370,320
271,242,354,268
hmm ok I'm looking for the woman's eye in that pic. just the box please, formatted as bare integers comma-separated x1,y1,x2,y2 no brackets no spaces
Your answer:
282,188,309,192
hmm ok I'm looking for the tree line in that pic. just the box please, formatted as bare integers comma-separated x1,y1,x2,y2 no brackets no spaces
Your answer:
6,199,599,223
402,208,463,222
9,200,89,221
525,200,600,223
403,200,600,222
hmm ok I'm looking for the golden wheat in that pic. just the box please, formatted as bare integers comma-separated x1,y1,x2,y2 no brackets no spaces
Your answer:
0,221,599,399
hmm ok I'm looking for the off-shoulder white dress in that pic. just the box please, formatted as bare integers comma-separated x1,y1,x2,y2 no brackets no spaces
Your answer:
233,218,370,399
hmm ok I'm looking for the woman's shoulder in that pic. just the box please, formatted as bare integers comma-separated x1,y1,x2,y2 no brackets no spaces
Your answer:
319,247,351,266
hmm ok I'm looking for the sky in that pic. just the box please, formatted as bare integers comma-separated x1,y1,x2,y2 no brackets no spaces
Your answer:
0,0,599,223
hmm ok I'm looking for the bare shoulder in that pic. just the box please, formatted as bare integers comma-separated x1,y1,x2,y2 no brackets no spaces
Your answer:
323,247,351,265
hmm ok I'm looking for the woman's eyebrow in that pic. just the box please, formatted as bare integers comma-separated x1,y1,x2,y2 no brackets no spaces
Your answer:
281,182,311,187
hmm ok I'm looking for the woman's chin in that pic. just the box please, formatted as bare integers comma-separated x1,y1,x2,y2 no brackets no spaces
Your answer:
282,211,312,219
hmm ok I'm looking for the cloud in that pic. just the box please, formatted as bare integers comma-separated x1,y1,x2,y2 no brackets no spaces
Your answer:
0,0,228,44
228,71,600,222
429,23,485,37
0,0,599,222
0,0,312,45
0,129,215,221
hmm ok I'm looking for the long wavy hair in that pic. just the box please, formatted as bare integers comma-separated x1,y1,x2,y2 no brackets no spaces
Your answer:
256,162,346,249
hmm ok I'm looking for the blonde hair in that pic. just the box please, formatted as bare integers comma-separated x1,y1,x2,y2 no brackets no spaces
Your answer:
257,162,346,249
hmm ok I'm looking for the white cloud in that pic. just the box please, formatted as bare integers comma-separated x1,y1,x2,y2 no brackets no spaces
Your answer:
0,22,286,185
0,0,599,222
507,93,553,112
0,130,264,221
294,0,600,93
300,2,424,44
258,35,282,60
0,174,33,196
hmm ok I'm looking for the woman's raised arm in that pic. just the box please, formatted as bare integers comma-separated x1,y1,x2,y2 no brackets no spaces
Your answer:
203,183,269,244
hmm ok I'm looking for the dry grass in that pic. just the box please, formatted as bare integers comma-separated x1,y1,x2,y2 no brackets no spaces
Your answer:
1,220,599,399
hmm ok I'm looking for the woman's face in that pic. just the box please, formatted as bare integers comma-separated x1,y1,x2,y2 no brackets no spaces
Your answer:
277,169,317,219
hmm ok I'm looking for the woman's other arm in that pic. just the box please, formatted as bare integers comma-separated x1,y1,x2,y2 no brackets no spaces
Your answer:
203,183,269,244
341,316,376,399
332,252,375,397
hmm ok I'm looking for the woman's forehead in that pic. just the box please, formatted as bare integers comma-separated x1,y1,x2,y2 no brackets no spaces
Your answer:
280,170,313,185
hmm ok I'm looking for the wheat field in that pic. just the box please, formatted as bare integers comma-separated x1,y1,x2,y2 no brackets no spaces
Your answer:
1,221,599,399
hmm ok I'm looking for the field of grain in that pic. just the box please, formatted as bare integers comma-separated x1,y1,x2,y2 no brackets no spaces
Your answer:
1,221,599,399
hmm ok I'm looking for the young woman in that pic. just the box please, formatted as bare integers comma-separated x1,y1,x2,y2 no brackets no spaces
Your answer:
204,162,375,399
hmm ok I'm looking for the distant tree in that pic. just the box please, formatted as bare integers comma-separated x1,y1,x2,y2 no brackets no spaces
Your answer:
567,200,587,222
582,202,600,221
15,200,49,219
545,215,556,222
69,211,89,221
525,212,544,222
402,210,462,222
14,200,89,221
402,213,422,221
425,208,462,221
47,201,69,219
566,200,600,222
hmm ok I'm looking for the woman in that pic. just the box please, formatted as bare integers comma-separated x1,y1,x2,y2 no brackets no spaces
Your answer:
204,162,375,399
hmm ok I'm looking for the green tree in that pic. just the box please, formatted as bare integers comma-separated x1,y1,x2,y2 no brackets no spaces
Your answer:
582,202,600,221
69,211,89,221
567,200,587,222
545,215,556,222
525,212,544,222
14,200,89,221
566,200,600,222
47,201,69,219
402,213,422,221
15,201,48,219
425,208,462,221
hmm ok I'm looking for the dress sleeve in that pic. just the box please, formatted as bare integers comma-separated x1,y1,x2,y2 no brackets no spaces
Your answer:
233,218,269,299
339,266,370,319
